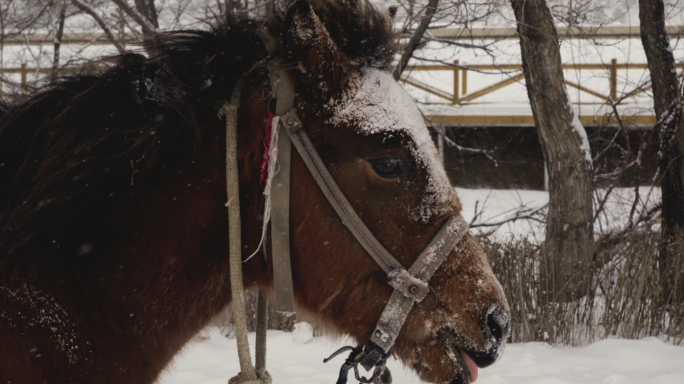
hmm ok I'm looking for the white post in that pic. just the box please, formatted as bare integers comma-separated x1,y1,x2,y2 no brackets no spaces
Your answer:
438,131,444,165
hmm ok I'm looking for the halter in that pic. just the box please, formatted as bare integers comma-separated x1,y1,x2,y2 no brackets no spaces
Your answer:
224,28,470,384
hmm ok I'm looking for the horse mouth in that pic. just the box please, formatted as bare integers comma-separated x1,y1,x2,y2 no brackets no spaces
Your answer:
451,349,478,384
438,328,494,384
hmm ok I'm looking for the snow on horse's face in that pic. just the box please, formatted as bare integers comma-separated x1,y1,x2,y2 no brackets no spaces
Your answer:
280,3,510,383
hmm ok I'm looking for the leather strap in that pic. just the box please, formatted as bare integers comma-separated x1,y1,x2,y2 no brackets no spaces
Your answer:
281,110,404,275
269,69,297,315
257,26,297,315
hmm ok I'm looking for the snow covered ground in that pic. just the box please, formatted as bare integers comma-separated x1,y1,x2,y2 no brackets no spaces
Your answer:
160,327,684,384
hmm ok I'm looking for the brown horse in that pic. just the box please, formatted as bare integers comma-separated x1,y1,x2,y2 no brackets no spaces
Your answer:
0,1,509,383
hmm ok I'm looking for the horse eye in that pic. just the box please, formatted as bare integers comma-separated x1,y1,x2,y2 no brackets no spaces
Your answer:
369,158,407,178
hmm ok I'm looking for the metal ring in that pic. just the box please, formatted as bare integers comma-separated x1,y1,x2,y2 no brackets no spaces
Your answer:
416,285,439,310
353,363,383,384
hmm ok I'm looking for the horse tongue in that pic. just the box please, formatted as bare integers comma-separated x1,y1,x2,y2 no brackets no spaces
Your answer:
460,351,479,383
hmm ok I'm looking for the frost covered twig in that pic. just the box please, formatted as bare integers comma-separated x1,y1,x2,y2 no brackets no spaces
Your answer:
470,204,548,229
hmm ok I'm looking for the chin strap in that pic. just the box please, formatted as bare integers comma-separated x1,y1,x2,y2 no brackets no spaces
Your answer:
324,343,393,384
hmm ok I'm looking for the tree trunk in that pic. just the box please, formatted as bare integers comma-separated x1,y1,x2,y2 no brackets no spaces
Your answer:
639,0,684,304
510,0,594,302
51,1,66,80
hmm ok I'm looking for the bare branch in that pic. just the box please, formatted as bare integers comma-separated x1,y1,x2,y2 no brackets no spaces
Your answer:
111,0,156,35
422,112,499,165
393,0,439,80
470,204,548,229
52,0,67,79
71,0,127,54
410,56,520,76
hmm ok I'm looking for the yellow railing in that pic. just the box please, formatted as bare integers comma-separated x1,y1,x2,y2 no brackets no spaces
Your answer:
4,26,684,46
1,64,106,92
2,60,679,126
402,60,684,106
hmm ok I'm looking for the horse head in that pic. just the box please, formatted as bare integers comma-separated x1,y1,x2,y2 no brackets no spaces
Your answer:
0,1,508,383
259,1,511,383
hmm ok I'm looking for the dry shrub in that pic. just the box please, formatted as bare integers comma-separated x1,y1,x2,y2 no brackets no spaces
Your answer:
214,233,684,345
483,230,684,345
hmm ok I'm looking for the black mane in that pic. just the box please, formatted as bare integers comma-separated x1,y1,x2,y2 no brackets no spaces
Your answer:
0,0,395,271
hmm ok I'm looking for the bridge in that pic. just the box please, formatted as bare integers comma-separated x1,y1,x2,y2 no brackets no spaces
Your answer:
2,27,677,190
4,26,682,129
400,60,679,128
2,59,672,127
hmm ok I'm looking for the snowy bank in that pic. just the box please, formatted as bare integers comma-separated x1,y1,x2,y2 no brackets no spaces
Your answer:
160,328,684,384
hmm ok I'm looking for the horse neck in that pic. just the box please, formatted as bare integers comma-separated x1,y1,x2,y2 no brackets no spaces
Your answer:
6,95,273,380
100,94,272,360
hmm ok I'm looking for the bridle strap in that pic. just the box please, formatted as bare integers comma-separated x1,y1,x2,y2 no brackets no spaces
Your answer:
257,26,297,315
269,68,297,315
281,110,404,274
370,215,468,353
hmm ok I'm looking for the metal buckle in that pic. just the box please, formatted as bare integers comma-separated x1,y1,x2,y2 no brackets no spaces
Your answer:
281,109,304,132
387,268,430,302
369,324,395,352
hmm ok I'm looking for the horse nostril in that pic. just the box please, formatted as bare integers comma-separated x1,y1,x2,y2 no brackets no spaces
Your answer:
481,303,510,346
464,303,511,368
487,311,503,343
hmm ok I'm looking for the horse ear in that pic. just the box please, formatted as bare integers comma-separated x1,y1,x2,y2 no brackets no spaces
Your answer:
282,0,354,101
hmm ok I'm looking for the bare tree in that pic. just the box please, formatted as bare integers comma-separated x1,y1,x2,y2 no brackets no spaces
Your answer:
639,0,684,303
134,0,158,29
111,0,156,36
71,0,127,53
393,0,438,80
51,0,68,79
510,0,594,302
